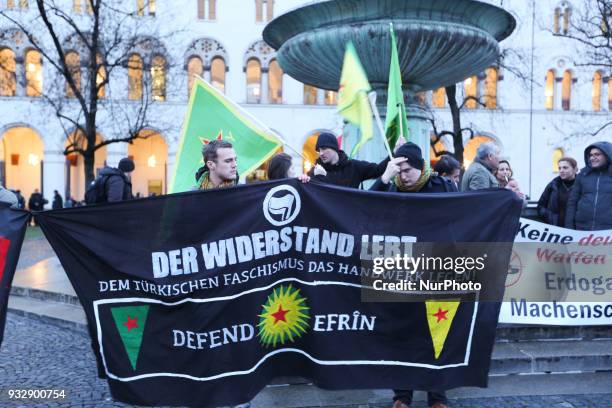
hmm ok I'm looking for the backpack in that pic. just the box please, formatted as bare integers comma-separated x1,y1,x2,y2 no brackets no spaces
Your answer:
84,175,110,205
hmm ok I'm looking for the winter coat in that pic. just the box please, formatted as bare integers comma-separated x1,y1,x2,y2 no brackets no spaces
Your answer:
308,150,388,188
52,193,63,209
98,167,133,202
28,192,47,211
565,141,612,231
461,159,499,191
537,176,575,227
370,174,458,193
0,186,18,208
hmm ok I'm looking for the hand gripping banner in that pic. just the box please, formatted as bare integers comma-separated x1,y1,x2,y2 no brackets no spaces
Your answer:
37,181,522,407
0,204,29,347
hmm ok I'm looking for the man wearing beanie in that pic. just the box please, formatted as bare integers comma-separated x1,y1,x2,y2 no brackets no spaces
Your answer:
97,157,135,202
307,132,388,188
371,142,456,193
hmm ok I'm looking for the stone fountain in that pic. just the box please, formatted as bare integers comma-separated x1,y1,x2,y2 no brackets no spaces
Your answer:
263,0,515,162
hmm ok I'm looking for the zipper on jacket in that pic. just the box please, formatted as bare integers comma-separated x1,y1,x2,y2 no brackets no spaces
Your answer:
591,173,600,230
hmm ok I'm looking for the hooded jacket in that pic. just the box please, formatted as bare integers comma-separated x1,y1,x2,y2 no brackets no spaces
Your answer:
565,141,612,231
98,167,133,202
536,176,575,227
308,150,388,188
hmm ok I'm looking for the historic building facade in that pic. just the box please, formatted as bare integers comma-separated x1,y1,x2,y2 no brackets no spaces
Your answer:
0,0,610,202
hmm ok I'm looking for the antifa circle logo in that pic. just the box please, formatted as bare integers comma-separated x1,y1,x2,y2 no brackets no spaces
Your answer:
263,185,301,226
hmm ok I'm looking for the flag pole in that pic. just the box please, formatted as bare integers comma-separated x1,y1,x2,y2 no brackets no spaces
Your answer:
368,91,393,159
397,103,405,141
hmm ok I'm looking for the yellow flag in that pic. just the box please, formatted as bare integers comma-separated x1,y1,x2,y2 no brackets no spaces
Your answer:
425,300,460,359
337,42,373,157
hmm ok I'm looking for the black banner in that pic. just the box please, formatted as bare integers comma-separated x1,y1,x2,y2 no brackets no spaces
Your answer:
37,180,522,407
0,204,29,347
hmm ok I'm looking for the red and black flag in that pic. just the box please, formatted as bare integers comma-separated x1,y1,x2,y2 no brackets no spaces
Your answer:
0,204,29,347
37,181,522,407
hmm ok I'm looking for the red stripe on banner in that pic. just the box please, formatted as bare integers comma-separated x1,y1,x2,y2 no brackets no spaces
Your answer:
0,237,10,284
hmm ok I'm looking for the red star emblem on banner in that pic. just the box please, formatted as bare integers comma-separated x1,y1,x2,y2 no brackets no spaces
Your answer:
123,316,139,332
433,308,448,323
271,305,289,325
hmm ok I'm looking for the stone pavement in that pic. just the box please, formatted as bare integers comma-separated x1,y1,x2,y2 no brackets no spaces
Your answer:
4,228,612,407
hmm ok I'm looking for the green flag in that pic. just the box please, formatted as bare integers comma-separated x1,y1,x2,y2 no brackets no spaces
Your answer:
384,24,409,151
111,305,150,370
337,42,373,157
170,77,283,193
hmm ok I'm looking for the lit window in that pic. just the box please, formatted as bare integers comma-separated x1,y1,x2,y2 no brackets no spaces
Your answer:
209,0,216,20
198,0,216,19
255,0,273,22
255,0,263,22
593,71,602,111
137,0,144,16
210,57,225,93
19,0,27,9
464,75,478,109
86,0,92,14
266,0,274,21
552,148,564,172
484,67,498,109
74,0,81,13
128,54,143,100
563,7,571,34
96,53,105,98
151,55,166,101
304,85,317,105
545,69,555,110
65,51,81,98
0,48,17,96
246,59,261,103
268,59,283,104
432,87,445,108
562,70,572,111
7,0,15,9
25,50,43,97
324,90,337,105
149,0,156,16
553,8,560,33
187,56,203,96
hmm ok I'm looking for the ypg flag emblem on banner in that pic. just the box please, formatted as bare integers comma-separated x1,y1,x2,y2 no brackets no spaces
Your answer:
37,181,521,407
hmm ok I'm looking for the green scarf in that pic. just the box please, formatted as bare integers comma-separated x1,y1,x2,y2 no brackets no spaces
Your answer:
197,171,235,190
394,168,432,192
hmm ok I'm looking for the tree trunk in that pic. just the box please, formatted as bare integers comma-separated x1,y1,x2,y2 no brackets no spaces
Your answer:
83,150,95,188
445,85,464,165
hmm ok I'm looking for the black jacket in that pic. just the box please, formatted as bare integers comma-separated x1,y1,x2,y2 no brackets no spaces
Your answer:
565,141,612,231
537,176,574,227
28,192,46,211
308,150,388,188
52,193,63,210
370,174,458,193
98,167,133,202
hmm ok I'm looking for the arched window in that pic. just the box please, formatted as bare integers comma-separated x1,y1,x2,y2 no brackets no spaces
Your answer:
210,57,225,93
464,75,478,109
553,8,560,33
128,54,143,100
25,50,43,97
137,0,155,16
268,59,282,104
198,0,216,20
151,55,166,101
304,84,317,105
552,148,564,172
432,87,445,108
325,90,337,105
562,70,572,110
0,48,17,97
65,51,81,98
562,6,571,34
545,69,555,110
246,58,261,103
484,67,498,109
255,0,273,22
593,71,602,111
187,56,203,95
96,53,106,98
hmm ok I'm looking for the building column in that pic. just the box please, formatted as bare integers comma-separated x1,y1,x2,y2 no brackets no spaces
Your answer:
43,150,66,204
260,68,269,104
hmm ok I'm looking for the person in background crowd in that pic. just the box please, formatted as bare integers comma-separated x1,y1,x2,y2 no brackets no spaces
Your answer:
52,190,63,209
495,160,525,200
537,157,578,226
196,140,238,190
461,142,500,191
64,196,74,208
14,189,25,209
433,155,461,189
267,152,311,183
28,189,47,225
565,141,612,230
98,157,135,202
0,185,18,208
308,132,388,188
